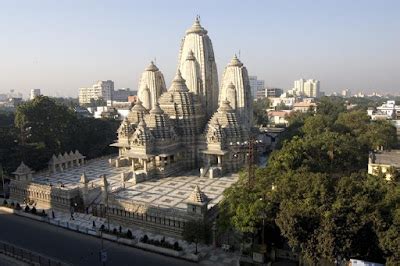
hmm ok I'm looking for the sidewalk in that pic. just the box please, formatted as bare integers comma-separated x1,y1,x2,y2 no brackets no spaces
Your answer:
48,209,239,265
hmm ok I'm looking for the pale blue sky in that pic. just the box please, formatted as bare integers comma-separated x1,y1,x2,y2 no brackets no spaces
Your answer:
0,0,399,97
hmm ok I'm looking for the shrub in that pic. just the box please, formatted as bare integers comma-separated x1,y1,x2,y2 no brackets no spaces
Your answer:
126,230,133,239
31,207,37,214
173,241,182,251
100,224,105,231
112,228,117,235
15,203,21,210
24,206,30,212
3,200,7,206
141,234,148,243
10,202,15,207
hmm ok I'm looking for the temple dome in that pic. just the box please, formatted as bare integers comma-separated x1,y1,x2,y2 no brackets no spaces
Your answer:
205,100,247,148
169,70,189,92
145,61,159,71
127,99,149,125
186,16,208,35
228,54,243,67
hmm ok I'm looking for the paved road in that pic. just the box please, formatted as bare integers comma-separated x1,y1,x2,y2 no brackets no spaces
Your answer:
0,211,195,266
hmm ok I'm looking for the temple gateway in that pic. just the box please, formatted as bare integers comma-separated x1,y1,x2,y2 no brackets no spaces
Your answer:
9,18,257,237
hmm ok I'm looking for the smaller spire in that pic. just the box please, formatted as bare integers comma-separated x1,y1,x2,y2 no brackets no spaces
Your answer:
145,61,159,72
187,185,208,204
186,16,208,35
12,161,34,175
169,70,189,92
229,54,243,67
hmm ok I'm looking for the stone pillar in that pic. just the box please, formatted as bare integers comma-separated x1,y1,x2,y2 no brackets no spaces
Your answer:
131,159,135,171
160,157,165,167
144,160,148,172
167,156,171,166
217,155,222,167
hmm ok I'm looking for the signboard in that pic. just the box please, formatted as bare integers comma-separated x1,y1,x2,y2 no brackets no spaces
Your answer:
100,250,107,263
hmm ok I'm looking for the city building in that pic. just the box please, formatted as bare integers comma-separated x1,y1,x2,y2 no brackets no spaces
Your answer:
368,150,400,181
341,89,351,98
268,97,297,109
266,87,283,98
367,101,400,120
293,101,317,113
30,89,41,100
113,88,136,102
267,110,292,127
9,18,256,238
293,78,320,98
79,80,114,105
249,76,265,100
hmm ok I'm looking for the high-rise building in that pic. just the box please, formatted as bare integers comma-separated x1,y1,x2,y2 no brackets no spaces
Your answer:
30,89,41,100
249,76,265,99
113,88,136,102
79,80,114,105
293,78,320,98
266,87,283,98
341,89,351,98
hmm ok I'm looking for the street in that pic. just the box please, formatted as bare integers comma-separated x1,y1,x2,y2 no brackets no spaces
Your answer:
0,210,195,266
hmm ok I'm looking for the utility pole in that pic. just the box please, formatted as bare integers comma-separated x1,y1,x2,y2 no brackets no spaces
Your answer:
247,137,256,187
0,165,5,198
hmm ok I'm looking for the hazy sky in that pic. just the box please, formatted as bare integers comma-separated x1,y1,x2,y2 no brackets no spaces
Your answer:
1,0,399,98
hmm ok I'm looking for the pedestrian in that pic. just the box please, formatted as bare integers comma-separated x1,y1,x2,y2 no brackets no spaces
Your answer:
52,210,55,219
93,221,96,228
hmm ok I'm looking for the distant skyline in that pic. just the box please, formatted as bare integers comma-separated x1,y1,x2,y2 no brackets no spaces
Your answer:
1,0,399,98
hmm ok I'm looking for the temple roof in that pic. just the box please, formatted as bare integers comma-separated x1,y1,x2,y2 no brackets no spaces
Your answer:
127,99,149,124
145,61,159,72
228,54,243,67
186,16,208,35
12,162,34,175
168,70,189,92
187,185,208,204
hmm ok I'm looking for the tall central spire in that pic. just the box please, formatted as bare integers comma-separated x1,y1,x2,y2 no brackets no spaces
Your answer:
178,17,219,119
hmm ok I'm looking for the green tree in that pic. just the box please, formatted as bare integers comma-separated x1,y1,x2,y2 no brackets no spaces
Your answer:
15,96,78,151
182,219,211,254
253,98,269,126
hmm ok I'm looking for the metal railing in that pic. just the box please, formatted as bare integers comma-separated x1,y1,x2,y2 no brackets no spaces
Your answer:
0,240,70,266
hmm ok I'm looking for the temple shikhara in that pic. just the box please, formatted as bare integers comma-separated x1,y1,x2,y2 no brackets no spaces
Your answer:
9,18,257,237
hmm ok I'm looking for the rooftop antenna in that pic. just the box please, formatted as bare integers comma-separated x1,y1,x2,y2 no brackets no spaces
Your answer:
154,57,157,65
238,50,241,59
